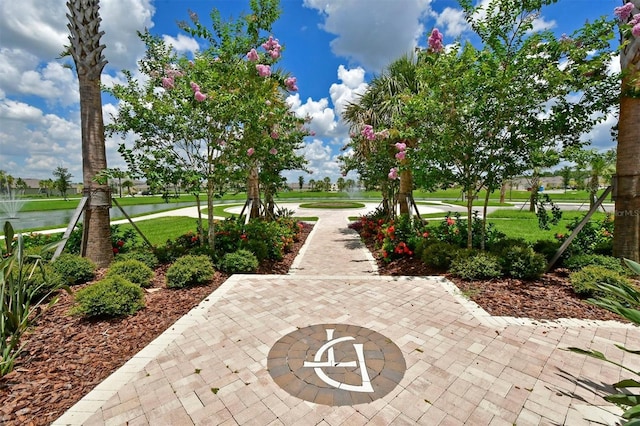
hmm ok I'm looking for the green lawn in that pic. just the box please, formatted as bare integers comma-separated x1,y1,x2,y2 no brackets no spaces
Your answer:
486,210,609,242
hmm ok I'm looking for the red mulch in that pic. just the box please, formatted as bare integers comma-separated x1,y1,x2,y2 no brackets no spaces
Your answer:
0,223,312,426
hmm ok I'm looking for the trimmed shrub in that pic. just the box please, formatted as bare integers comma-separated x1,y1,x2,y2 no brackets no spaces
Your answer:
51,254,96,284
71,276,145,317
532,239,562,263
450,252,502,280
114,250,159,270
106,259,154,288
488,237,530,254
570,266,632,298
421,242,459,270
499,246,546,280
219,249,259,274
166,255,214,289
564,254,628,276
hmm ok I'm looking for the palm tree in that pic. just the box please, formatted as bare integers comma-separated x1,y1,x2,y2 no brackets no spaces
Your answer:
342,55,421,216
66,0,113,267
614,0,640,262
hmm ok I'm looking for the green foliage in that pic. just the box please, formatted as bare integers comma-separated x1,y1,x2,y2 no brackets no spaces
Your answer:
569,266,631,298
51,254,96,285
166,255,214,289
219,249,259,274
450,251,502,280
535,194,562,230
1,222,68,377
487,237,530,254
25,265,67,298
532,239,562,262
114,250,159,270
564,254,628,276
555,214,614,256
106,259,154,288
567,260,640,424
498,246,547,280
428,212,505,250
71,276,145,318
421,241,459,270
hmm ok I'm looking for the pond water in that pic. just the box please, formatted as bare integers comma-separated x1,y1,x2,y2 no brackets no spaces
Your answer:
1,201,197,232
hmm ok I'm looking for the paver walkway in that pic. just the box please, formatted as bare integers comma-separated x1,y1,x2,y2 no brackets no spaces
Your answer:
54,205,639,425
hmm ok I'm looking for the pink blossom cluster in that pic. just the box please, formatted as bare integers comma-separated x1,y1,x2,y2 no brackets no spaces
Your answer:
247,147,255,156
388,167,398,180
428,28,444,53
633,14,640,37
161,68,183,90
190,81,207,102
269,148,278,155
285,76,298,91
247,48,259,62
262,36,282,59
395,142,407,160
614,2,640,37
256,64,271,77
361,124,376,140
615,2,635,21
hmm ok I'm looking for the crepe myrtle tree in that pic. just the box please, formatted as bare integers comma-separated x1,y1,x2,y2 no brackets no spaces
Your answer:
613,0,640,262
399,0,619,249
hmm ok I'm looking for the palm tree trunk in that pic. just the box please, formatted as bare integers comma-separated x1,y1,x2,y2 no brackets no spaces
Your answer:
79,74,113,267
614,2,640,262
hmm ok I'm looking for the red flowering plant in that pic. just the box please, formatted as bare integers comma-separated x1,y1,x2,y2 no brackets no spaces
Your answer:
380,214,429,261
110,225,139,255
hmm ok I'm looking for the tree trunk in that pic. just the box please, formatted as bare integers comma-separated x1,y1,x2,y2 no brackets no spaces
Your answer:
247,165,261,218
529,174,540,212
466,188,474,249
398,168,413,216
499,181,507,204
207,179,215,250
614,2,640,262
79,73,112,268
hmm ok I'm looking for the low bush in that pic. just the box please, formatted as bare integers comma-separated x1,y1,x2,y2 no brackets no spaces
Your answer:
166,255,214,289
219,249,259,274
488,237,530,254
450,252,502,280
564,254,628,276
106,259,154,288
532,239,562,263
499,246,546,280
569,266,631,298
114,250,159,270
51,254,96,284
421,242,459,270
71,276,145,318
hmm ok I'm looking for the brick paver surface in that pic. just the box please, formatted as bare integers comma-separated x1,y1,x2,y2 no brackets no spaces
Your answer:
54,205,639,425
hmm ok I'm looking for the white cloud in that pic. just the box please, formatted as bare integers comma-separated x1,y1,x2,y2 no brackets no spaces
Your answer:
287,94,338,137
436,7,468,37
163,34,199,54
329,65,368,118
530,16,556,33
303,0,433,72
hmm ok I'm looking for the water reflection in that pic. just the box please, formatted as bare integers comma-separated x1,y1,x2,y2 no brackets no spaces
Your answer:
1,202,197,231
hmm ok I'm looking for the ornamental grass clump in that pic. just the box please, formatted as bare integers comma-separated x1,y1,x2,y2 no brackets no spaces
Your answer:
71,276,145,318
106,259,154,288
166,255,214,289
51,254,96,284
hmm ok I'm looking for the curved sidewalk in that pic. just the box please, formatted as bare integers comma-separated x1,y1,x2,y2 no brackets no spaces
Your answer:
54,205,638,425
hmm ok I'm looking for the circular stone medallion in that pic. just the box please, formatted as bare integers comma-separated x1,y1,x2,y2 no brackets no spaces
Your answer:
267,324,406,406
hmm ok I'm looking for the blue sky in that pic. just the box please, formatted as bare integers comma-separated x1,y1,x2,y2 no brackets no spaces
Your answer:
0,0,621,185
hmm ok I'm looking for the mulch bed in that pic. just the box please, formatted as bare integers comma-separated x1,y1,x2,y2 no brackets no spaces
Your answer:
0,223,312,426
